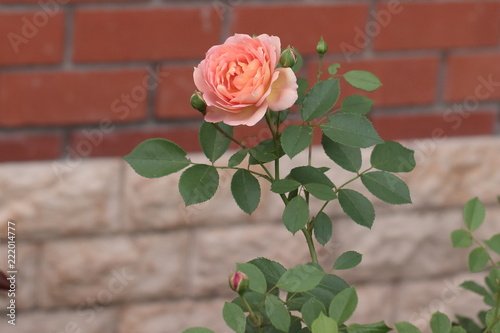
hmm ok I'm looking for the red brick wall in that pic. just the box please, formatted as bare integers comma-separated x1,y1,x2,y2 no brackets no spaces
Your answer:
0,0,499,162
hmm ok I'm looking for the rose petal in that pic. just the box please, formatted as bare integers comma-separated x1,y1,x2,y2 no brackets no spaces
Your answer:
205,103,268,126
193,61,211,94
266,67,298,111
256,34,280,68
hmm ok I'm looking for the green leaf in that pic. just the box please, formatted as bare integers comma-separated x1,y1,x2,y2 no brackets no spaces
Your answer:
249,257,286,287
277,264,324,292
282,196,309,235
485,234,500,255
333,251,362,270
301,79,340,122
179,164,219,206
460,280,490,297
249,139,281,164
361,171,411,205
228,149,248,167
281,125,314,159
451,229,473,248
269,109,289,126
311,313,338,333
302,297,326,328
265,294,291,332
343,70,382,92
449,327,467,333
370,141,416,173
223,302,246,333
321,113,383,148
271,179,301,194
124,138,190,178
455,316,482,333
329,286,358,325
236,263,267,294
288,166,334,187
231,169,261,214
394,322,422,333
287,274,349,311
346,322,391,333
430,312,451,333
463,197,485,231
199,121,233,163
468,247,489,272
338,189,375,229
321,135,362,173
486,308,500,332
304,183,337,201
296,78,309,105
341,95,374,115
183,328,216,333
328,63,341,75
314,212,332,246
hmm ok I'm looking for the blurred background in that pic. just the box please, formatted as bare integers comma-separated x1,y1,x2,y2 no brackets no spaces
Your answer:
0,0,499,332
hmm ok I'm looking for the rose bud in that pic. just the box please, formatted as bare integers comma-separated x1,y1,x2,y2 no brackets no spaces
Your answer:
229,271,249,295
190,91,207,115
279,46,297,68
316,36,328,55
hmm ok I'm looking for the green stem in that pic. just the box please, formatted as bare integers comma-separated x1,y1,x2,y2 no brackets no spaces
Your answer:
241,294,261,329
471,236,499,268
336,167,373,192
302,227,318,264
210,122,275,181
317,54,324,82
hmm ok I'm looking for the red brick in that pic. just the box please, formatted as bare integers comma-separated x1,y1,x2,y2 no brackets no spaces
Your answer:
0,69,149,127
232,4,368,55
0,11,64,66
445,53,500,102
70,126,201,157
309,56,440,108
0,132,61,162
371,110,496,141
155,66,200,120
73,8,222,63
375,2,500,51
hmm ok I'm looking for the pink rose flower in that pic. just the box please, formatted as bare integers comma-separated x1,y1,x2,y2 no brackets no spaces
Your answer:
194,34,298,126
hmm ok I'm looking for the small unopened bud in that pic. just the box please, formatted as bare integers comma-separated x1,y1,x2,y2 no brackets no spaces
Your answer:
190,91,206,115
316,36,328,55
229,271,249,295
279,46,297,68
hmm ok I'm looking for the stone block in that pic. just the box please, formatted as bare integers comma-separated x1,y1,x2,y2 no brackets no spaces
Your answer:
190,223,311,297
393,272,488,333
0,159,123,239
0,307,117,333
0,242,39,310
39,231,191,308
117,299,228,333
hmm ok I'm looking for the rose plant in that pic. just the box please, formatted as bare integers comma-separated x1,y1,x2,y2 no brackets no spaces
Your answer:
124,34,500,333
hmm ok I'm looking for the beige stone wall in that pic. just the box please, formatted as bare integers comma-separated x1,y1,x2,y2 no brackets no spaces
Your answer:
0,136,499,333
